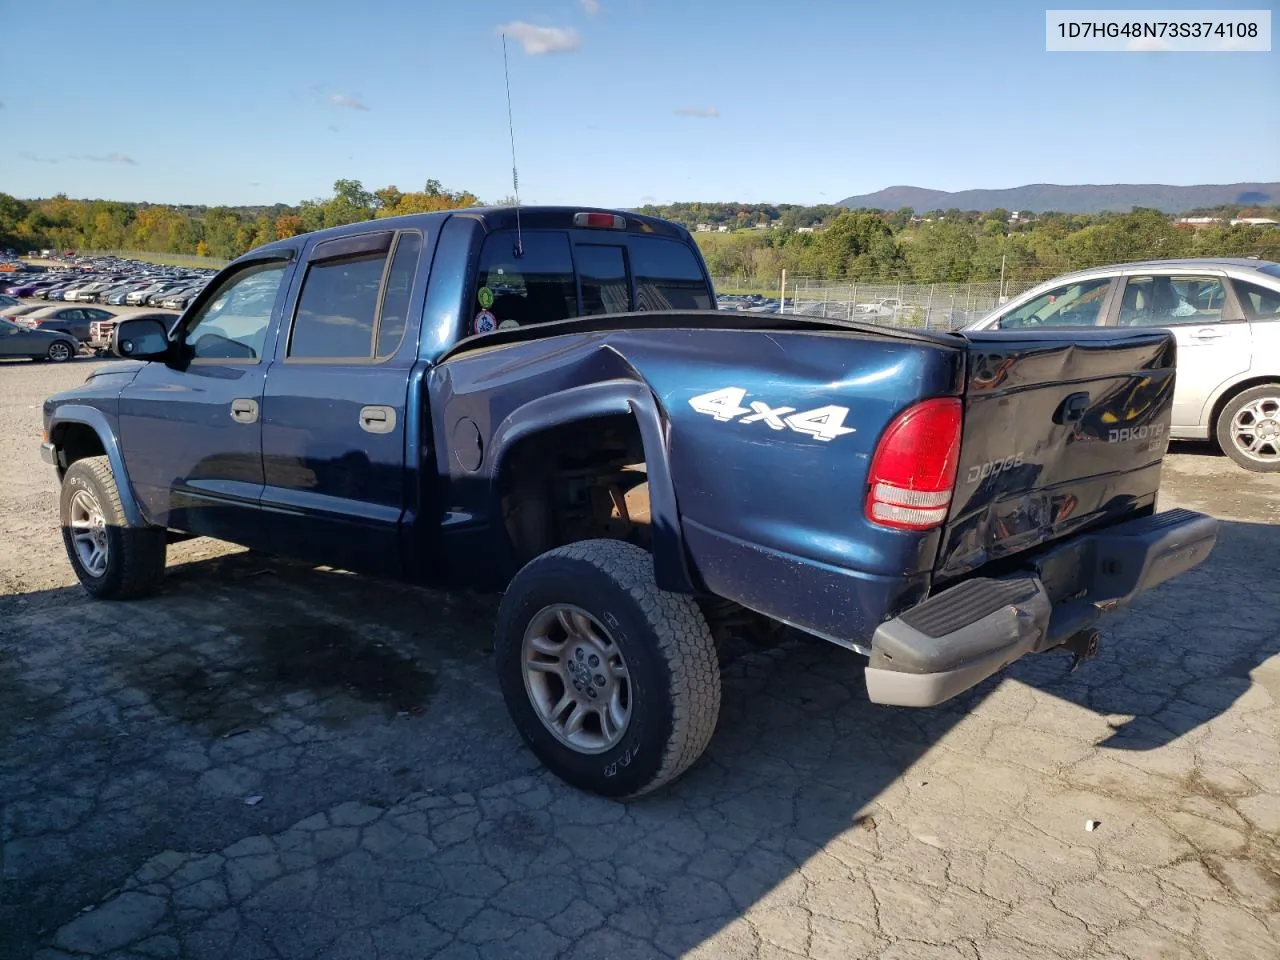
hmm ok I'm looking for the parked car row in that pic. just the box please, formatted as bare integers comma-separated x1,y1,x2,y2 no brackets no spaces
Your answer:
3,255,214,309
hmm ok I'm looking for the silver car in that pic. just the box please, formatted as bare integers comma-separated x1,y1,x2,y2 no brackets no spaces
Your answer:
964,258,1280,472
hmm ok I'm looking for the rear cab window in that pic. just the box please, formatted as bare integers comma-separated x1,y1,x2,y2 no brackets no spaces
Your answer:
470,226,712,336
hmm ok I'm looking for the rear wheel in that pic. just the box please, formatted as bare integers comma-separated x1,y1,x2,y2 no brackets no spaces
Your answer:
495,539,721,799
46,340,73,363
1216,385,1280,473
60,456,167,599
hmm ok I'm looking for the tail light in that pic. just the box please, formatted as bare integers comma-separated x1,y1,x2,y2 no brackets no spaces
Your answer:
865,397,963,531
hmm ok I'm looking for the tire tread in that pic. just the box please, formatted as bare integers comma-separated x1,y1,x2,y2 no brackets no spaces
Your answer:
502,539,721,798
62,456,166,599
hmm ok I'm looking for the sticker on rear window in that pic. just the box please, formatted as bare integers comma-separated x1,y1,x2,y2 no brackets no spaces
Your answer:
473,310,497,334
477,286,494,309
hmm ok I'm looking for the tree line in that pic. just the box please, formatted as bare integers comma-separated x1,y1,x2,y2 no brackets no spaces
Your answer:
692,207,1280,284
2,184,1277,285
0,179,482,263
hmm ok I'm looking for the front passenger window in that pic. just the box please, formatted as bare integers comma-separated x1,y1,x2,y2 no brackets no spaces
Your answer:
184,262,287,360
997,278,1111,329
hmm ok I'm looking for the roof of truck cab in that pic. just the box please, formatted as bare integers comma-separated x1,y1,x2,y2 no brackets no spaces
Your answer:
237,206,691,263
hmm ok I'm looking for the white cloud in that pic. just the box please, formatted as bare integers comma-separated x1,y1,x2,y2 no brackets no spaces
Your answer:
75,153,139,165
330,93,370,111
580,0,601,13
500,21,582,55
20,151,59,164
674,106,720,118
1127,36,1171,52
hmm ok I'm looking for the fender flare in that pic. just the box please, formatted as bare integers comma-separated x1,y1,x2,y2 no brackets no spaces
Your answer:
487,379,696,594
47,404,145,527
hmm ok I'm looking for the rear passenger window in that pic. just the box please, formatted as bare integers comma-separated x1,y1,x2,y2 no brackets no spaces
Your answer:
577,245,630,316
630,237,712,311
375,233,422,357
289,253,387,359
1117,275,1226,327
474,231,576,333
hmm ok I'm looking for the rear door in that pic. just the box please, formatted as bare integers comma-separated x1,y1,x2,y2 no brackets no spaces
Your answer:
939,327,1178,582
259,228,425,576
48,308,88,340
1110,271,1250,430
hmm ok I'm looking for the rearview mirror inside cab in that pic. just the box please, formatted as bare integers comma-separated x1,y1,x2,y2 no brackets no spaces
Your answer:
112,317,170,361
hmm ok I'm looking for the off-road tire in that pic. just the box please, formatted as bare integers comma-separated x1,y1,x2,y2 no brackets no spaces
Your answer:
1216,384,1280,473
494,539,721,799
60,456,167,599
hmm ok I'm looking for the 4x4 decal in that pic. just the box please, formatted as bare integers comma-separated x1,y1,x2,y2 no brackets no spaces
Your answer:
688,387,856,442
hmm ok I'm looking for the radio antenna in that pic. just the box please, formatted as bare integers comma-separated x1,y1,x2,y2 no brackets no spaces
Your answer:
501,33,524,258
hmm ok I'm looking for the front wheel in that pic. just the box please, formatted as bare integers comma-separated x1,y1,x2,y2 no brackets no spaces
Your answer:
60,456,167,599
494,539,721,799
1216,385,1280,473
46,340,74,363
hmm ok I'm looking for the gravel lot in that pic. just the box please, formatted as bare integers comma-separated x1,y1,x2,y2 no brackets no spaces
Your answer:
2,358,1278,960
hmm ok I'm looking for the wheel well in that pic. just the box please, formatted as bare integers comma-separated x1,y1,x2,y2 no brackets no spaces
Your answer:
1208,377,1280,438
497,414,650,566
51,422,106,477
495,414,783,655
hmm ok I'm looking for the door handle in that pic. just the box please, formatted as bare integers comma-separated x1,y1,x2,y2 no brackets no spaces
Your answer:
359,405,397,434
229,398,259,424
1054,391,1091,425
1190,328,1224,340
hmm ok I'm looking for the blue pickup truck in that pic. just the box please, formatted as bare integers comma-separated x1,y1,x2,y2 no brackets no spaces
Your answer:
42,206,1219,797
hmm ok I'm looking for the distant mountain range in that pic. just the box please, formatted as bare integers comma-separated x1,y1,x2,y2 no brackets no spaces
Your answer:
837,182,1279,214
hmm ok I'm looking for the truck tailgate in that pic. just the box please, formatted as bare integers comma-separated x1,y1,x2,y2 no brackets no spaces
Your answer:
938,327,1177,582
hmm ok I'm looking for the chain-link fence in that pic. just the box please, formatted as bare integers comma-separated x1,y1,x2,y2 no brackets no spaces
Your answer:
712,277,1047,330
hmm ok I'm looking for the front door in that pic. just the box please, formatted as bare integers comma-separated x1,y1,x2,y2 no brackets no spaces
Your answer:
1,318,46,356
1111,273,1252,430
259,229,424,576
117,257,293,546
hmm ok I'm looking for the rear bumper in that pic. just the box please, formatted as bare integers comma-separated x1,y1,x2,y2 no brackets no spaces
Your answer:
864,508,1218,707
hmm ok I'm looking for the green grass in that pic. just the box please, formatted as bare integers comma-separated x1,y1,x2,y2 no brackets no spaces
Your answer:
81,249,230,269
712,280,783,297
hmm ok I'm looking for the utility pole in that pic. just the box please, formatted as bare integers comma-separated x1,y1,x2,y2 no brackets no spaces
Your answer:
999,254,1006,300
780,269,787,314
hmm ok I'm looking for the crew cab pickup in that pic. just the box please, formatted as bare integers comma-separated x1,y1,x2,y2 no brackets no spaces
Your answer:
41,206,1218,798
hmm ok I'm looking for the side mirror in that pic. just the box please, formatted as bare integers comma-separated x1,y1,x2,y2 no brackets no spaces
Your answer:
112,317,170,360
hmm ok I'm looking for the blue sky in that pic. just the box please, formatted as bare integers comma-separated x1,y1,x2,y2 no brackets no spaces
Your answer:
2,0,1277,207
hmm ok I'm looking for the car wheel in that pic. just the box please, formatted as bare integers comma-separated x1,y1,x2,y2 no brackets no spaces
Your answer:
46,340,74,363
1216,385,1280,473
494,539,721,799
60,456,167,599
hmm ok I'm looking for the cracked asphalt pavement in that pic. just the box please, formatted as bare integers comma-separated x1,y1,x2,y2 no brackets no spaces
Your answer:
2,359,1278,959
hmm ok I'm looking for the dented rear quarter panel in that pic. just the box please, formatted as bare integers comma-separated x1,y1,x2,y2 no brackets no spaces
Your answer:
431,325,965,644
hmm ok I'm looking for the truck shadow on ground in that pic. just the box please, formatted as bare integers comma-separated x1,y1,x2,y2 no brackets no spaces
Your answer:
0,519,1275,958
